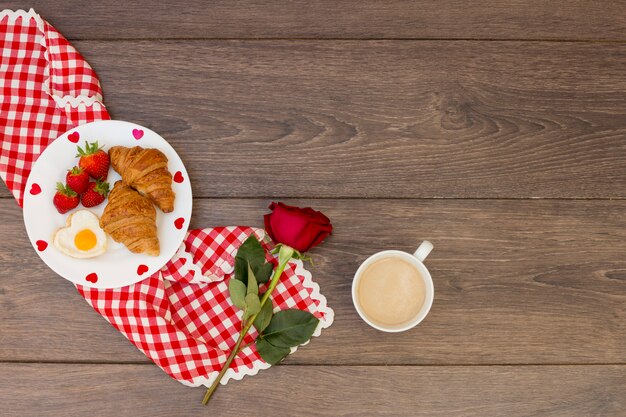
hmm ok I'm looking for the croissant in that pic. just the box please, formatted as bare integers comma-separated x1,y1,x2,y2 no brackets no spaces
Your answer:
100,181,160,256
109,146,175,213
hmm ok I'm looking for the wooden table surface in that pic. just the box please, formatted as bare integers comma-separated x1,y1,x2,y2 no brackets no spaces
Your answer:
1,2,625,416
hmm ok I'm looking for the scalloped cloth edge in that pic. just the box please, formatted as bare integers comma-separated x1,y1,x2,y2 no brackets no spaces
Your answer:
1,8,105,112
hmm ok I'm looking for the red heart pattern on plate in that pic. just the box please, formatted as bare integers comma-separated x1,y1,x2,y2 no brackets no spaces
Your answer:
30,183,41,195
23,120,193,290
132,129,144,139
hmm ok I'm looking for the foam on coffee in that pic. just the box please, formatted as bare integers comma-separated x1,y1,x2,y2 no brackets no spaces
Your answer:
356,256,425,327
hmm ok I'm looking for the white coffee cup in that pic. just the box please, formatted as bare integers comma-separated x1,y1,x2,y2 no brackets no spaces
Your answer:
351,241,434,332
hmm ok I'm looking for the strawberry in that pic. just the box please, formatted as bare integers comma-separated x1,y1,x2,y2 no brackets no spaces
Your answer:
53,183,79,214
65,166,90,194
76,141,110,180
81,180,110,207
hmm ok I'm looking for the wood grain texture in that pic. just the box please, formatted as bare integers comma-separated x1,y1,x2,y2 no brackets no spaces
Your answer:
2,3,624,414
1,199,625,364
3,1,626,40
1,364,624,416
4,40,624,199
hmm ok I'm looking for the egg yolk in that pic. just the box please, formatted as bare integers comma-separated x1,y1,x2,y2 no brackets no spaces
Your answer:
75,229,97,251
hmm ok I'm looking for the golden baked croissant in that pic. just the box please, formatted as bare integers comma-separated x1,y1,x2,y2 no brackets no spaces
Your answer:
100,181,160,256
109,146,175,213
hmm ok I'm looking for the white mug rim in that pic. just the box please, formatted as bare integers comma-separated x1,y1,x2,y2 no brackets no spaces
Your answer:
352,249,434,333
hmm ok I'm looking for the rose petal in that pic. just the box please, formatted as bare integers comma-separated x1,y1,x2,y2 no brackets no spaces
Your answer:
264,201,332,252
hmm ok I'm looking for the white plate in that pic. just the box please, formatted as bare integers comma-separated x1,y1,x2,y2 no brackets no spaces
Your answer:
23,120,192,289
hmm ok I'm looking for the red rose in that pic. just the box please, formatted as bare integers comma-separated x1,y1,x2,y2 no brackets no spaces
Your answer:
263,202,333,252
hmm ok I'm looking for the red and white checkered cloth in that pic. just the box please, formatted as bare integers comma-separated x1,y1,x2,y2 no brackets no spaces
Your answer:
1,9,333,387
79,227,333,386
1,8,109,206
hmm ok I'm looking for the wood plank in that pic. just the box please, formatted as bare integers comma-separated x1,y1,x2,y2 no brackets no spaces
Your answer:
4,40,625,200
1,199,625,364
5,40,625,199
1,364,624,416
3,1,626,40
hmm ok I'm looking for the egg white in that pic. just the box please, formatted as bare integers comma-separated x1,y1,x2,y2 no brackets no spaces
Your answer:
53,210,108,259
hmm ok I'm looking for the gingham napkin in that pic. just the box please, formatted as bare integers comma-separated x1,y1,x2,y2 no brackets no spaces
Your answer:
0,8,109,206
79,227,333,386
1,9,333,387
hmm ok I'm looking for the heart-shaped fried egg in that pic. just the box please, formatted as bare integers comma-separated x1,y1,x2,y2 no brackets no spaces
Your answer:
53,210,107,259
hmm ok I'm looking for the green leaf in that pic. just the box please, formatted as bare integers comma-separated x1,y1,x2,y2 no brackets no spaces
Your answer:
235,235,275,285
235,235,266,278
228,279,247,310
253,298,274,333
246,263,258,296
261,309,319,348
234,257,248,283
254,262,274,284
243,293,261,319
256,338,290,365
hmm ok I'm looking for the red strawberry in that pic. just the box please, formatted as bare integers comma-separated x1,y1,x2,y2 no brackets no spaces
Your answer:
53,183,79,214
76,141,110,180
66,166,90,194
81,180,110,207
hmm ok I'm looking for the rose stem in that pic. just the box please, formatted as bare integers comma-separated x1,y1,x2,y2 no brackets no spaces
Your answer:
201,245,295,405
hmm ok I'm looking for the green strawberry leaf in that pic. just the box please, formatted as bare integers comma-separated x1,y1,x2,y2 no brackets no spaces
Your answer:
56,182,77,197
94,179,110,196
76,140,101,157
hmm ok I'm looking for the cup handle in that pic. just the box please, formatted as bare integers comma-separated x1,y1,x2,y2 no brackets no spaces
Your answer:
413,241,433,262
